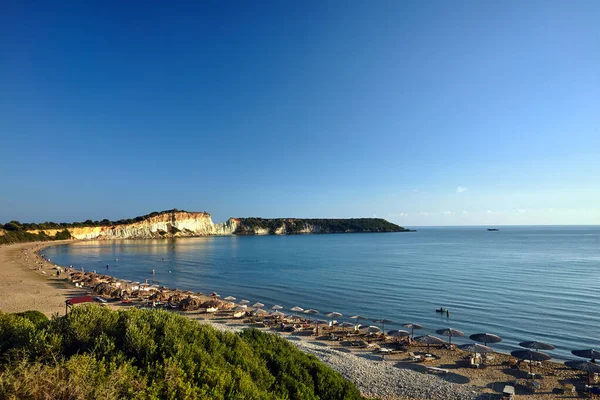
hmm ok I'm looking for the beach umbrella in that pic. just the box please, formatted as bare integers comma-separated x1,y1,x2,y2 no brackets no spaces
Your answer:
373,319,393,332
360,325,381,336
436,328,465,345
304,309,320,315
572,349,600,362
313,319,327,336
459,343,494,365
458,343,494,354
252,302,265,310
388,330,410,341
511,349,551,376
326,312,343,326
271,310,285,318
340,322,354,332
272,304,283,311
255,308,269,316
290,306,304,312
565,360,600,386
415,335,445,353
239,299,249,305
470,333,502,346
403,323,424,339
223,296,236,302
350,315,368,328
520,341,555,351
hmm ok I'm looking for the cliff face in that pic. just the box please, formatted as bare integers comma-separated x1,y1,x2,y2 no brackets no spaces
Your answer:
31,212,239,240
23,212,411,241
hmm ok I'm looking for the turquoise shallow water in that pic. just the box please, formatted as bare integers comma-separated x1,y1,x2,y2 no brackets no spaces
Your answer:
43,226,600,361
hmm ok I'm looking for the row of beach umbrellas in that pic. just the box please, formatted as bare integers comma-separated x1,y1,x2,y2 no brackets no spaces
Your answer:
214,296,600,384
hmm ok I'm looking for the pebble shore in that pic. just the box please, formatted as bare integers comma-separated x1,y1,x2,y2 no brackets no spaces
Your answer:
203,321,480,400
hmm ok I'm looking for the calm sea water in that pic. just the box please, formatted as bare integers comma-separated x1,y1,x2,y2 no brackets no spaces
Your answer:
43,226,600,361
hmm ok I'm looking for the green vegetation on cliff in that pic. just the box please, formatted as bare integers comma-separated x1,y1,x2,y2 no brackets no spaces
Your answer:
0,227,71,245
1,209,186,232
0,306,363,400
235,217,411,235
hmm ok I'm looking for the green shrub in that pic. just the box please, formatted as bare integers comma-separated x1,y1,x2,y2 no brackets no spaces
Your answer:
0,306,363,400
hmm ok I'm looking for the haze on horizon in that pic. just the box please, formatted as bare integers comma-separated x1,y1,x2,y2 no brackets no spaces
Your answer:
1,1,599,227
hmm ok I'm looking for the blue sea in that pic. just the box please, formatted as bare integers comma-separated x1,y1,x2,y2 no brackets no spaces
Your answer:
43,226,600,361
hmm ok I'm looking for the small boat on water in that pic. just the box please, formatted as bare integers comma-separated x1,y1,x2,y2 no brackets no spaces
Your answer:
436,308,448,313
487,228,499,231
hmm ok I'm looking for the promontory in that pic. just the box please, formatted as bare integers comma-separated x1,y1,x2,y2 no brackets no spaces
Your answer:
0,209,414,243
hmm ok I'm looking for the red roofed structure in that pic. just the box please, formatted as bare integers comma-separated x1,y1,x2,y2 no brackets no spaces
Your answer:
65,296,95,314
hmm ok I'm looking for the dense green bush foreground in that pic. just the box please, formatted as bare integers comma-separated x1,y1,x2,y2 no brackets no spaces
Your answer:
0,306,363,400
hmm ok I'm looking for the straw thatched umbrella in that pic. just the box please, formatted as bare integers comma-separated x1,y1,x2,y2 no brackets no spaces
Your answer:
511,349,551,376
341,322,354,333
565,360,600,386
201,299,222,309
304,309,320,316
470,333,502,346
364,325,381,334
325,312,343,327
403,323,424,339
458,343,493,354
271,310,285,319
271,305,283,311
180,296,203,311
223,296,236,302
290,306,304,313
373,319,393,333
252,302,265,311
415,335,445,353
349,315,368,331
572,349,600,362
519,341,555,351
388,330,410,342
436,328,465,345
313,319,327,336
239,299,250,306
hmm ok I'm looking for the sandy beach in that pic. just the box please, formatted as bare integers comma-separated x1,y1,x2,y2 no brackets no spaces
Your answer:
0,241,593,399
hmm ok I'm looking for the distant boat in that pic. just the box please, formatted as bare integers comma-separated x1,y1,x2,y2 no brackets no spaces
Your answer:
487,228,499,231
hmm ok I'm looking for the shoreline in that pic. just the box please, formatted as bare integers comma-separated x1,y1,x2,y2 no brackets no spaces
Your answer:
0,241,593,399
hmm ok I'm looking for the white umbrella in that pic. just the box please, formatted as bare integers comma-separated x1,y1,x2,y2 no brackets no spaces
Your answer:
363,325,381,334
271,310,285,318
290,306,304,312
252,302,265,309
239,299,250,305
373,318,393,332
325,311,343,327
304,309,319,315
223,296,236,302
350,315,368,330
271,304,283,310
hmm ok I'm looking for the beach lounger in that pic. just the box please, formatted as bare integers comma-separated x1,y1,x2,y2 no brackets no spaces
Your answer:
408,352,422,362
526,380,540,393
425,366,448,374
562,383,575,393
502,385,515,399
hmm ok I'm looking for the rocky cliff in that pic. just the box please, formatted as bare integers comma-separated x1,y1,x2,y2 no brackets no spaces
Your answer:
14,211,411,242
27,211,239,240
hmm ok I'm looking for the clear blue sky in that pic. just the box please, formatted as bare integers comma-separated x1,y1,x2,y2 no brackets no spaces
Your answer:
1,1,599,226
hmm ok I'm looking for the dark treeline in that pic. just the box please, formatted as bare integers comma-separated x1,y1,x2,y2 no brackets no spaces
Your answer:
0,306,363,400
1,209,186,232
